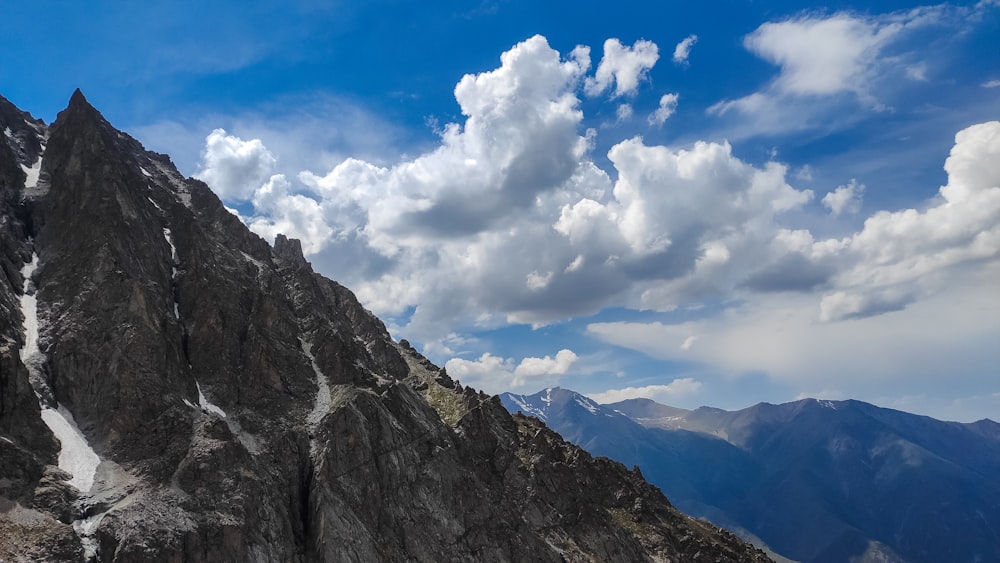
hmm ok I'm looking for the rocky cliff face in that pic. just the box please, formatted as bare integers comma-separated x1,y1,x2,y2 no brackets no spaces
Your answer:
0,91,771,562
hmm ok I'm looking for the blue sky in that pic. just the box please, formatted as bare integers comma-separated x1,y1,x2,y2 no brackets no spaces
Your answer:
3,1,998,421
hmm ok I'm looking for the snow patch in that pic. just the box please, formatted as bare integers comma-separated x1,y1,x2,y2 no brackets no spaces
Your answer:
541,388,553,406
150,161,194,209
73,512,105,561
3,126,11,139
162,228,178,269
39,406,101,492
19,253,101,493
240,251,266,271
162,228,180,319
196,381,227,418
508,394,548,421
21,156,42,189
574,395,599,415
140,167,152,177
147,197,163,212
302,338,332,431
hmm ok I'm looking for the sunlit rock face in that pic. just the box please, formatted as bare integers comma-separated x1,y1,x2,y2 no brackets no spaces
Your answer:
0,90,771,562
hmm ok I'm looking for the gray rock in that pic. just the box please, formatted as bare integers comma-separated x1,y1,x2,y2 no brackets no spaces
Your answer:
0,91,771,563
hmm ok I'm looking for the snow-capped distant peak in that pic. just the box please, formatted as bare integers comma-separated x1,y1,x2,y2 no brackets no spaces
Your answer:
574,395,600,415
505,393,548,422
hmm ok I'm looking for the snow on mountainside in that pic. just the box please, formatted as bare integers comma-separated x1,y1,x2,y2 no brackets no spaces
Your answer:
501,388,1000,563
0,90,771,562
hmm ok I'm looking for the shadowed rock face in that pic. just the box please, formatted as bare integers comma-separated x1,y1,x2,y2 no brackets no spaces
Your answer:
0,90,771,562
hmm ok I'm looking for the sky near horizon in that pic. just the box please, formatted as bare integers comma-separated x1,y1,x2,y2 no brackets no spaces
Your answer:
2,1,998,422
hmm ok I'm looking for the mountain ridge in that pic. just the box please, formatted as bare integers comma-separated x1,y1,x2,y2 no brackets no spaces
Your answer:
0,91,770,562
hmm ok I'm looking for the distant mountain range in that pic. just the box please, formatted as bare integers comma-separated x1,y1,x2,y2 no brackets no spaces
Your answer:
500,388,1000,563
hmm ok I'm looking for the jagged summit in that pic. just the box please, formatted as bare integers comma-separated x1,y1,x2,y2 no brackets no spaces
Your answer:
0,92,771,562
68,88,88,107
275,232,309,268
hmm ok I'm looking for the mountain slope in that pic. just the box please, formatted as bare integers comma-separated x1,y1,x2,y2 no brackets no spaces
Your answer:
502,388,1000,563
0,91,770,562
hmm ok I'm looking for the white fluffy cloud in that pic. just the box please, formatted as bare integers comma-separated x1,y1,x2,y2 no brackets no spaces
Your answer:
817,121,1000,321
192,33,999,395
555,135,813,310
248,175,333,254
445,349,578,393
195,128,276,200
672,35,698,65
584,38,659,98
299,35,592,253
587,378,703,404
588,121,1000,409
648,93,679,126
194,36,822,344
822,179,865,216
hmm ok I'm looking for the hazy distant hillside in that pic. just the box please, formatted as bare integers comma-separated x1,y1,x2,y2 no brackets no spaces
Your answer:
502,388,1000,563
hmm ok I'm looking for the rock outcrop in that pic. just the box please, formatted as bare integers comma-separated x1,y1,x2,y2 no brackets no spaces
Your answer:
0,90,771,562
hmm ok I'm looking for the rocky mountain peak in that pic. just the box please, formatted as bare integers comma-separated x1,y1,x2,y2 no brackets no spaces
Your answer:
67,88,88,108
274,233,309,268
0,92,771,562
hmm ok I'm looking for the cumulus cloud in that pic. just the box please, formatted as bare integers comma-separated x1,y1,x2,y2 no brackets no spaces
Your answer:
584,38,659,98
822,179,865,216
648,93,679,126
554,136,813,311
247,175,333,254
587,121,1000,398
195,128,276,200
198,29,819,344
672,35,698,65
515,349,578,378
444,349,578,393
193,32,999,386
817,121,1000,321
297,34,592,252
587,378,703,404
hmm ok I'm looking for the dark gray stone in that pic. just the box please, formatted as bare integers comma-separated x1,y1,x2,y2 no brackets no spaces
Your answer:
0,91,771,563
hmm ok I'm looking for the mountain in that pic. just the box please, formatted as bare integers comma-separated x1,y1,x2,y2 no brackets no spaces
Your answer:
0,91,771,562
501,388,1000,563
